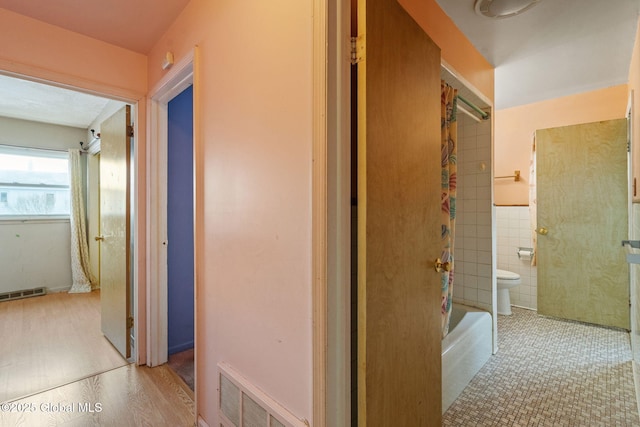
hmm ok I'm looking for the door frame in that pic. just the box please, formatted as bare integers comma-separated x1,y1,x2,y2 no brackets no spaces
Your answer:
319,0,351,425
0,68,144,363
147,48,199,416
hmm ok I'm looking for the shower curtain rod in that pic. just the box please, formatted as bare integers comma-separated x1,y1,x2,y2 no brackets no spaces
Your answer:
457,95,489,121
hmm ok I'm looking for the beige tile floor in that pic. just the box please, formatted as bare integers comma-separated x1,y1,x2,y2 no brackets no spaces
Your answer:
443,307,640,426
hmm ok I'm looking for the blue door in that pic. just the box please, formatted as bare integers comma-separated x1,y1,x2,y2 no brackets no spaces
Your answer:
167,85,194,355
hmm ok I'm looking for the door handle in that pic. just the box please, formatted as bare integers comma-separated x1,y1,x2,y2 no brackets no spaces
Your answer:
434,258,451,273
95,235,105,241
536,227,548,235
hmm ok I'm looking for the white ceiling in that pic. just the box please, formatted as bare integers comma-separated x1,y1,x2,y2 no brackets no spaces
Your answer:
0,74,116,129
436,0,640,109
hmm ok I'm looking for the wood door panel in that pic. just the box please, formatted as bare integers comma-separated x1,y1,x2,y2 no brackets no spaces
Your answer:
537,119,629,329
358,0,442,423
100,105,131,358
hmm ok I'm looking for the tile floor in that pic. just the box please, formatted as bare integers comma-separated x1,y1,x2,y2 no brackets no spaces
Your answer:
443,307,640,426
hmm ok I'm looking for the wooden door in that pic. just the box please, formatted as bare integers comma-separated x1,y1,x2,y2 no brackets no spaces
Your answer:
357,0,442,424
99,105,132,358
537,119,629,329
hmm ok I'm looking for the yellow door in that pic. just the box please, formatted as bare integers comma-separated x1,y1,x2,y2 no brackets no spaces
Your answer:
99,105,132,358
537,119,629,329
357,0,442,423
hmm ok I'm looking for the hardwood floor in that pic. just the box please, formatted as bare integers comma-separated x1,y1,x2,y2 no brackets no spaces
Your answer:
0,291,195,426
0,291,127,402
0,364,195,426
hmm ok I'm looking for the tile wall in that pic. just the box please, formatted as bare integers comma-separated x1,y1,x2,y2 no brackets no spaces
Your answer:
453,113,493,313
496,206,538,310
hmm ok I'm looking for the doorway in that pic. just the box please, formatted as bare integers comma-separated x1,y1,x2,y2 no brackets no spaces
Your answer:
0,72,136,402
146,51,197,401
166,85,195,390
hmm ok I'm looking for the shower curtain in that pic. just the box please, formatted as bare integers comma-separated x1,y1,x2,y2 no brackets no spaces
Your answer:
68,148,94,293
441,81,458,338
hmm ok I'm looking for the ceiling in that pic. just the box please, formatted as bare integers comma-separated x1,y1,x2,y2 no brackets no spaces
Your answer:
0,0,190,55
0,74,116,129
0,0,639,127
436,0,640,109
0,0,190,129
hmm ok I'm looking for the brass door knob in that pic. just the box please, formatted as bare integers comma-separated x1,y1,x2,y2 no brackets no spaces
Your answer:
434,258,451,273
95,235,105,241
536,227,548,235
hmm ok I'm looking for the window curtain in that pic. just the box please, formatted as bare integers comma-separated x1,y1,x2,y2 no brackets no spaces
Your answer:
529,134,537,266
68,149,93,293
441,81,458,338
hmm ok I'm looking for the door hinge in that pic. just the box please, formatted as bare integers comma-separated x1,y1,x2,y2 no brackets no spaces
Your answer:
127,316,134,329
127,125,134,138
351,35,365,65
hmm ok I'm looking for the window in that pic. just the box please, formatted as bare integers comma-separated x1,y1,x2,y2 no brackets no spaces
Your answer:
0,145,70,219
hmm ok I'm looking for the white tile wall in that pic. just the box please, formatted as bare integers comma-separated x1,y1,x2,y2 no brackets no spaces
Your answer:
496,206,538,310
453,113,493,312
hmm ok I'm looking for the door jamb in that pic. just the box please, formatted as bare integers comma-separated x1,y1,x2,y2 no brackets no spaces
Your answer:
320,0,352,425
147,50,196,370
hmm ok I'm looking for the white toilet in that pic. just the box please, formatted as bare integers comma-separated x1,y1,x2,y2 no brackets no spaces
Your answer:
496,269,521,315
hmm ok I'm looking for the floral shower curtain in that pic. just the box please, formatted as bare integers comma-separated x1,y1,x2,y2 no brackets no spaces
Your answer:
68,149,94,293
441,81,458,338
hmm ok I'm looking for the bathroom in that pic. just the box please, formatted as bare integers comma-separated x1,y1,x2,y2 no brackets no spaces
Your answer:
440,64,497,413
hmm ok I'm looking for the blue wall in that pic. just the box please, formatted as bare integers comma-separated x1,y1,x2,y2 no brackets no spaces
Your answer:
167,85,194,355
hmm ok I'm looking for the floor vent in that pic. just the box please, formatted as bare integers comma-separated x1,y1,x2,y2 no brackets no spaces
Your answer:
218,362,309,427
0,287,46,302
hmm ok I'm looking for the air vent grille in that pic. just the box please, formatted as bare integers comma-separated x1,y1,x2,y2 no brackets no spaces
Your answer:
218,362,308,427
0,287,46,302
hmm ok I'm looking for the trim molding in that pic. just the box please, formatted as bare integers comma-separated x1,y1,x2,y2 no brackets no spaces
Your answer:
312,0,329,425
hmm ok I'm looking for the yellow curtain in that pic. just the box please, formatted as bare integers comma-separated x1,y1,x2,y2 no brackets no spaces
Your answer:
441,81,457,338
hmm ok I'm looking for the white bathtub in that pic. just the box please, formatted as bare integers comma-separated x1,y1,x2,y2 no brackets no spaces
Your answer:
442,304,493,413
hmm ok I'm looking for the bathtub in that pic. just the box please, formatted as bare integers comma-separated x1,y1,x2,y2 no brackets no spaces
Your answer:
442,304,493,413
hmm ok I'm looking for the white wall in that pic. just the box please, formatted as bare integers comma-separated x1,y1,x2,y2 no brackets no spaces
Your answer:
0,116,87,293
496,206,538,310
453,113,494,312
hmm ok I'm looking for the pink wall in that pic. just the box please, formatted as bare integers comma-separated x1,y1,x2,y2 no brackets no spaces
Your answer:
147,1,314,424
629,20,640,203
0,9,147,98
494,85,629,205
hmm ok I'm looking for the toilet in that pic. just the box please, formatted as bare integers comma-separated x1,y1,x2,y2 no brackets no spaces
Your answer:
496,269,521,315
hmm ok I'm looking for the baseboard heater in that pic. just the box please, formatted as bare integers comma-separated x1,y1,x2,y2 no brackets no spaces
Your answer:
0,287,46,302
